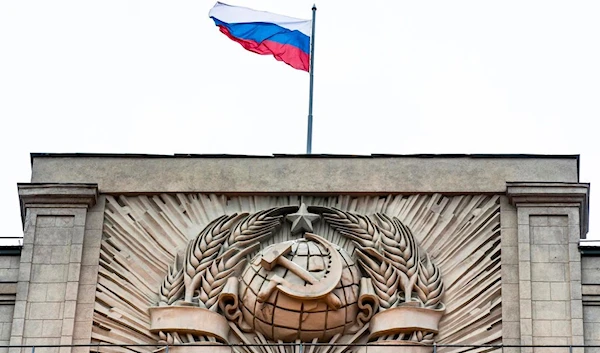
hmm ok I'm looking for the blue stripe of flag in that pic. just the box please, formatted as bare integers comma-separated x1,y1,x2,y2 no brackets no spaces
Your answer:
211,18,310,55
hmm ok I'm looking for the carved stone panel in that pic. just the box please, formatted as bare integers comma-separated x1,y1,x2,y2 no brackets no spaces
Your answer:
92,194,501,353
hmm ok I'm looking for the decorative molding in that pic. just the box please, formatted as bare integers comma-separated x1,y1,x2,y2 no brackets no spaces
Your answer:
17,183,98,224
506,182,590,236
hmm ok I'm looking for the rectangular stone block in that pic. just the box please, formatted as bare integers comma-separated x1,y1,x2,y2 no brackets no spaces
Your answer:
19,247,32,263
67,263,81,282
84,212,104,230
63,301,77,319
60,318,74,337
69,245,83,263
81,247,100,266
517,244,529,261
34,228,73,246
10,318,24,336
502,264,519,283
32,246,53,264
12,301,25,319
531,262,566,282
82,229,102,249
518,225,529,243
530,226,567,245
571,299,583,319
27,283,47,302
530,216,549,226
584,305,600,322
72,227,85,244
0,269,19,283
41,320,62,337
532,320,552,336
22,320,42,338
531,282,550,301
71,321,89,340
569,262,582,281
54,216,74,228
17,263,31,282
568,225,581,243
520,300,532,319
571,318,584,337
1,322,11,341
36,216,57,228
76,285,96,304
519,261,531,281
550,282,570,301
74,303,94,323
65,282,78,301
46,283,67,302
547,245,569,262
584,321,600,340
31,264,67,283
503,321,520,339
520,280,532,300
533,301,567,320
551,320,571,336
79,266,98,284
548,216,568,226
50,246,71,264
501,227,518,247
28,303,62,320
521,318,532,335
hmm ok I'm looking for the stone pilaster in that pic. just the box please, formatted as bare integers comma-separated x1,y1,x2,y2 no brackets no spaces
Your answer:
507,182,589,353
10,184,98,353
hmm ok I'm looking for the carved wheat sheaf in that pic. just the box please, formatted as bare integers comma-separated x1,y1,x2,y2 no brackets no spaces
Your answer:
354,247,399,309
158,254,184,306
183,214,243,303
375,214,420,303
197,245,257,311
95,194,501,353
416,254,444,309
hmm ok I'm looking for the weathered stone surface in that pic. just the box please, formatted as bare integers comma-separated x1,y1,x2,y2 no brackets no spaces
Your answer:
30,155,579,193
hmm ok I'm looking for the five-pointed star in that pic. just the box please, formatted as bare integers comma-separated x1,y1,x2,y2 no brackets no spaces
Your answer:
286,203,320,234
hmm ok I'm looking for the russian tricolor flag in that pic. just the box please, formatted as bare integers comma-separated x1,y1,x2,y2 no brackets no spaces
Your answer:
209,2,312,72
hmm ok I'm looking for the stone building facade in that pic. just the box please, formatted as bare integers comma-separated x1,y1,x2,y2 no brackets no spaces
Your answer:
0,154,598,353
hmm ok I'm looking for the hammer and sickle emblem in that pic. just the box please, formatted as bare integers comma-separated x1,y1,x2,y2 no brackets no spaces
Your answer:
256,233,343,309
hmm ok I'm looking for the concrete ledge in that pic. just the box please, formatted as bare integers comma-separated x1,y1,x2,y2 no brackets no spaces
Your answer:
30,155,579,194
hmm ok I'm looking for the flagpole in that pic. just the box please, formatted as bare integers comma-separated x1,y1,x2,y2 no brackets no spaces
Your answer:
306,4,316,154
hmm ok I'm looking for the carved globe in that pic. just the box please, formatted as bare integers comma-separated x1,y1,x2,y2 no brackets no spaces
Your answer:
239,238,361,342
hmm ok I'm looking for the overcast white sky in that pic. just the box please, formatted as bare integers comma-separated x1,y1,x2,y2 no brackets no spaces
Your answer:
0,0,598,240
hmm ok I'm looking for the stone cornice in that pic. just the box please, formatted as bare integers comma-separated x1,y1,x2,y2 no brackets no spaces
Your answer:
17,183,99,224
506,182,590,237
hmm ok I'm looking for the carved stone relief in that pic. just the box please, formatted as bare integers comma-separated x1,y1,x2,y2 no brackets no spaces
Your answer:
93,194,501,353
